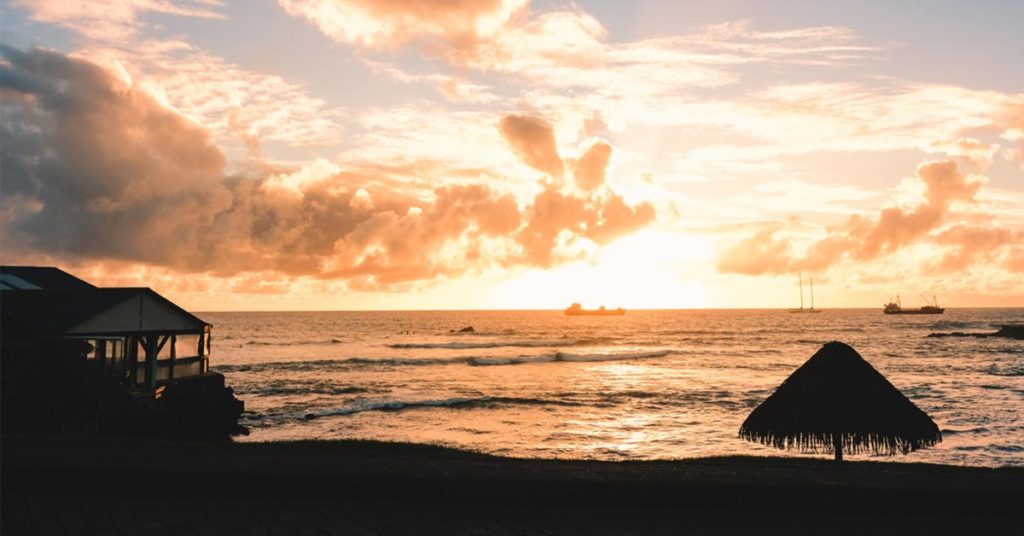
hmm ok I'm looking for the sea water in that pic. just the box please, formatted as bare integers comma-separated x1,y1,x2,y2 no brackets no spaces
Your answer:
205,309,1024,467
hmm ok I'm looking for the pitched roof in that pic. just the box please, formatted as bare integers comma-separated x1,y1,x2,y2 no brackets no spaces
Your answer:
1,288,209,336
0,266,97,291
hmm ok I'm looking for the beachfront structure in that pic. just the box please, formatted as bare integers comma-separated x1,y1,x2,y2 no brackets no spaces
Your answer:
0,266,210,391
739,341,941,461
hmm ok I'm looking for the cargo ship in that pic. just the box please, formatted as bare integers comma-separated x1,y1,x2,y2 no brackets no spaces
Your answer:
564,303,625,316
884,295,945,315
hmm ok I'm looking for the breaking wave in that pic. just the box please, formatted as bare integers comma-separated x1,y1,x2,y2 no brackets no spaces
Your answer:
472,349,671,366
218,349,672,373
387,338,595,350
244,338,345,346
303,395,582,419
985,365,1024,377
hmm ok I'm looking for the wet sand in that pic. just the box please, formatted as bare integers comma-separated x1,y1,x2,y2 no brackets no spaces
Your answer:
3,435,1022,535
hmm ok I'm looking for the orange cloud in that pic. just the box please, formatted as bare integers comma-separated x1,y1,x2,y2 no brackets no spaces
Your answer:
0,47,655,290
498,115,564,179
716,160,1009,276
498,115,655,265
278,0,526,48
571,140,612,191
842,160,980,261
1005,249,1024,273
928,225,1023,274
715,227,795,276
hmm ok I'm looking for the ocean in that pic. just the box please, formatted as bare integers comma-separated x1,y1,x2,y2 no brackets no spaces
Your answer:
205,309,1024,467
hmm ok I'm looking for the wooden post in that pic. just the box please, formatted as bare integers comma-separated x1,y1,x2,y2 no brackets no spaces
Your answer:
145,334,158,390
168,335,176,381
127,336,137,387
833,432,843,462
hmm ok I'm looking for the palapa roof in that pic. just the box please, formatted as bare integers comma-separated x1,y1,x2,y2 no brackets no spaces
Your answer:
740,341,941,456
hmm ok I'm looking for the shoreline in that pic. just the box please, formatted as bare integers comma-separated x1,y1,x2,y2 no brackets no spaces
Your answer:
4,435,1022,534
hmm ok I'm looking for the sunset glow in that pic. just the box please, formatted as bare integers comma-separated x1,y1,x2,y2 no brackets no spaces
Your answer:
2,0,1022,310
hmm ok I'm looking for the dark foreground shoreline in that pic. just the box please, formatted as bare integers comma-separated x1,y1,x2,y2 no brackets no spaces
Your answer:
3,435,1022,535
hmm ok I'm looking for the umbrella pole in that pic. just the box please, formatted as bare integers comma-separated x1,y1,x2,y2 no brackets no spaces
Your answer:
833,432,843,462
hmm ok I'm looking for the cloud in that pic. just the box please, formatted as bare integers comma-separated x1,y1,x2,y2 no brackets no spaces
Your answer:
1001,101,1024,169
362,59,499,104
498,115,655,265
929,137,1001,170
9,0,225,42
278,0,527,48
498,115,564,178
0,44,231,266
280,2,876,119
928,225,1023,274
1,47,655,288
583,192,656,246
464,16,870,84
571,140,612,191
1005,249,1024,273
81,40,343,156
715,227,795,276
715,160,1007,276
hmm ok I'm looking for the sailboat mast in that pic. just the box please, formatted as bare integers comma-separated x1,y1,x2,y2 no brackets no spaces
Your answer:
799,274,804,310
810,277,815,310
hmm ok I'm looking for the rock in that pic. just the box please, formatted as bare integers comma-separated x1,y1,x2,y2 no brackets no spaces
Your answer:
995,325,1024,339
457,326,475,333
157,372,248,439
926,324,1024,340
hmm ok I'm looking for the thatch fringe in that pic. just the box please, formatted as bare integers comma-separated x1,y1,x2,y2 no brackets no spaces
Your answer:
738,428,942,456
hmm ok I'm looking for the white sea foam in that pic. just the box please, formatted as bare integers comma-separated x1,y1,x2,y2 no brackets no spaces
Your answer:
388,339,583,350
304,395,581,419
470,349,671,365
471,354,558,365
555,349,671,362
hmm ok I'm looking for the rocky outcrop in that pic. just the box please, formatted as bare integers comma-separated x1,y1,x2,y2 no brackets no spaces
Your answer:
156,373,249,439
927,325,1024,340
103,372,248,440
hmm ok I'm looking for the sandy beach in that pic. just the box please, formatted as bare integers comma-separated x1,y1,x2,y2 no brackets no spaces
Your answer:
3,435,1022,535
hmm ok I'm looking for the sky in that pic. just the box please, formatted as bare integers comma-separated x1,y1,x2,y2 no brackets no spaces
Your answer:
1,0,1022,311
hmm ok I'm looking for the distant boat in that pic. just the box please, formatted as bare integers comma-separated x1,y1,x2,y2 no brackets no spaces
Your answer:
789,274,822,313
884,295,945,315
564,303,625,316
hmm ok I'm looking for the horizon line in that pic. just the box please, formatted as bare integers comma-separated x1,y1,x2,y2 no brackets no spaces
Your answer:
193,306,1024,314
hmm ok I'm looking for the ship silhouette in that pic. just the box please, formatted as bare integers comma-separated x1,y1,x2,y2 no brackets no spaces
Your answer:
789,274,822,313
884,295,945,315
564,303,625,316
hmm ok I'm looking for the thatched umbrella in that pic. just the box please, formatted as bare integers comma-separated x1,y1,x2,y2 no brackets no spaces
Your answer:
740,341,941,461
